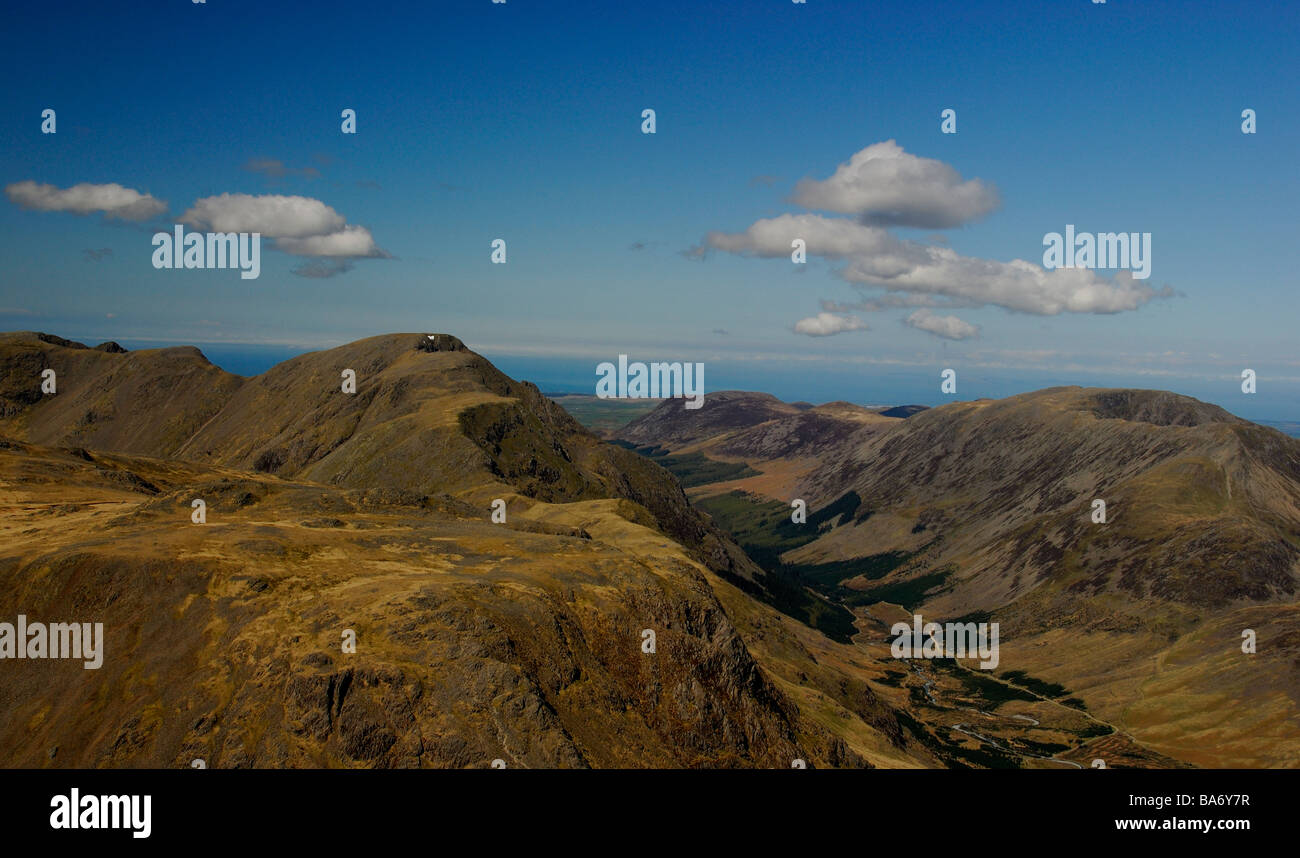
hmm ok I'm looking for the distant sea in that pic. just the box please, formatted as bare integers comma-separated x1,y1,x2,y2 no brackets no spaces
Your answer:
1258,421,1300,438
107,342,1300,433
114,341,313,378
488,355,1300,429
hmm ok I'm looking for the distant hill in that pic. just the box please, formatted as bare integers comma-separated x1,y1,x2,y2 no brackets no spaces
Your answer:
0,331,243,456
614,392,894,493
616,390,803,449
878,404,928,418
616,391,923,458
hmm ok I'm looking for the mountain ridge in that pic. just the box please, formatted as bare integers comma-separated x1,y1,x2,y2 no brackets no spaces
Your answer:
613,382,1300,766
1,330,928,767
6,332,1298,767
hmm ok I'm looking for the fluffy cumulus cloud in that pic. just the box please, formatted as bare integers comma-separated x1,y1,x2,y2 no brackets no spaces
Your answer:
179,193,384,258
790,140,999,228
793,312,868,337
180,193,342,239
5,180,167,220
697,143,1174,335
8,181,383,276
904,309,980,340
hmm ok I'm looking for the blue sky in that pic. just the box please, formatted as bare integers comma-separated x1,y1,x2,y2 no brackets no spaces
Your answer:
2,0,1297,418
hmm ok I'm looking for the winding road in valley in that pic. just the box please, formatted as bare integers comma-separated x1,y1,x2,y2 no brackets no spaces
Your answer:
871,615,1129,770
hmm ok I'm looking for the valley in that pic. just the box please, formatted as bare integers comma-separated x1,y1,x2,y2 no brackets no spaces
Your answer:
1,330,1296,769
604,387,1300,768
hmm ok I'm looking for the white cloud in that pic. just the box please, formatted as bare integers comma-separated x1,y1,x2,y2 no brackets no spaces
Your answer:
705,212,1169,316
179,193,383,258
790,140,999,228
5,180,167,220
698,144,1176,337
904,309,980,340
839,253,1163,315
793,312,868,337
706,213,895,259
276,225,382,257
180,193,344,238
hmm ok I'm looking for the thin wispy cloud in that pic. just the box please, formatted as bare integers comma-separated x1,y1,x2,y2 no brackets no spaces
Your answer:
243,158,321,181
5,181,167,221
292,259,354,278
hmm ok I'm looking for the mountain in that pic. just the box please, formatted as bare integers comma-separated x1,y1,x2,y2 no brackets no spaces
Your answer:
795,388,1300,766
0,332,757,585
0,331,243,456
620,385,1300,766
617,390,804,449
615,392,894,500
794,387,1294,612
0,332,922,768
878,405,929,419
7,333,1296,768
705,401,891,462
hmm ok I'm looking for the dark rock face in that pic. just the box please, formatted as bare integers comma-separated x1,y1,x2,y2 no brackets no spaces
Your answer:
34,332,89,349
1084,389,1244,428
415,333,467,352
0,347,45,417
457,386,764,585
